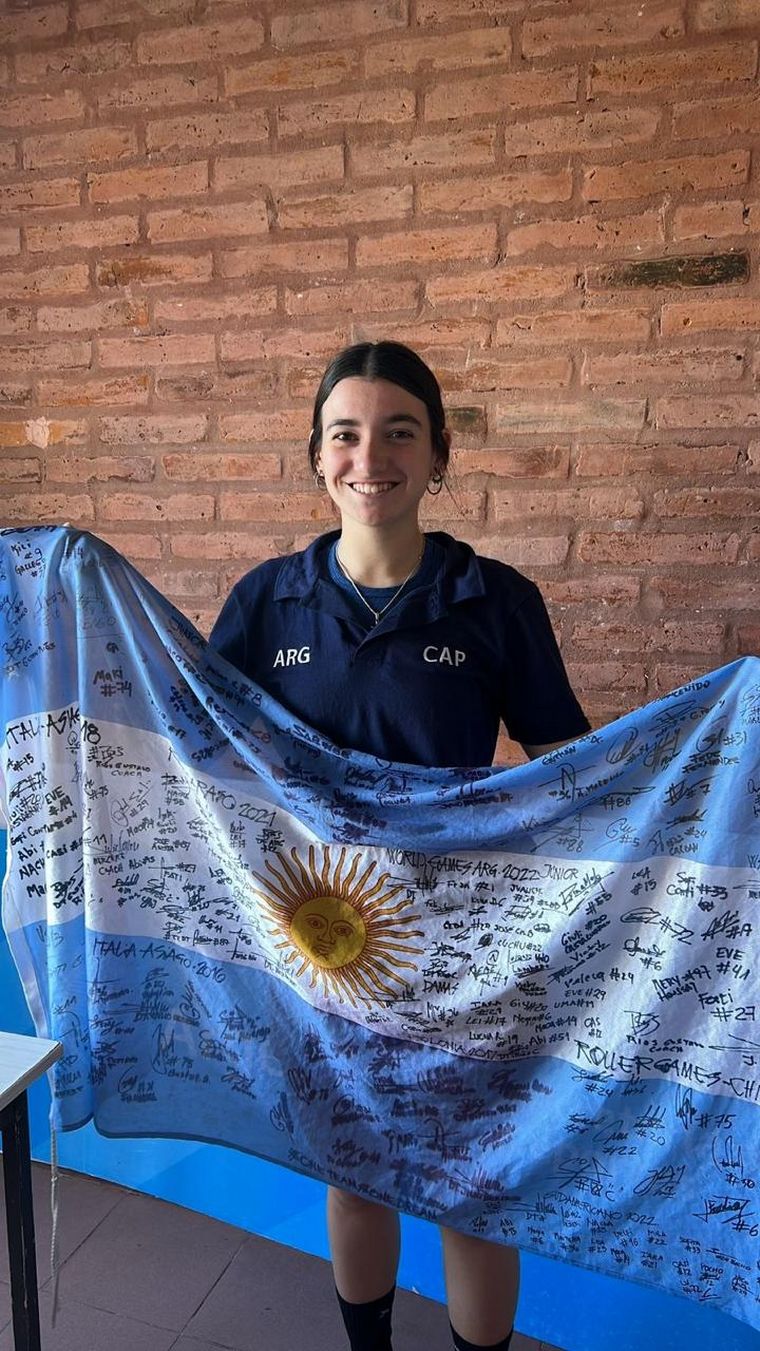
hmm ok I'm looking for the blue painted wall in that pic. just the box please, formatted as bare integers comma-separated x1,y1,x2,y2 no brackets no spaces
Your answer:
1,830,756,1351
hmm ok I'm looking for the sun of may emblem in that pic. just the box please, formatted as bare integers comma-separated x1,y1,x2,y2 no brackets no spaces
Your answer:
251,845,424,1008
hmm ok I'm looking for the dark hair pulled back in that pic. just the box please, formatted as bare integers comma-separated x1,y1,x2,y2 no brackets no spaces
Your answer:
307,341,449,473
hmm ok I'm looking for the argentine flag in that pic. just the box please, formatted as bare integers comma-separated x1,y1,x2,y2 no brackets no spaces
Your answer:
1,526,758,1332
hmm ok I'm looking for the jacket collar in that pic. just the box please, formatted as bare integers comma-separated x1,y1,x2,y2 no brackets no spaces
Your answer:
273,530,486,637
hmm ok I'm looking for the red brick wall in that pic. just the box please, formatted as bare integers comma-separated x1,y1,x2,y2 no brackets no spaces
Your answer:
1,0,758,743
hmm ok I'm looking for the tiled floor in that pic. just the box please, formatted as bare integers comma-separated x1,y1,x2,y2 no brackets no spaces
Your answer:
0,1162,564,1351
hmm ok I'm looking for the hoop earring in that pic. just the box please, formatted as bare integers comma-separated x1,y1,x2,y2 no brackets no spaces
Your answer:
427,472,443,496
314,469,326,489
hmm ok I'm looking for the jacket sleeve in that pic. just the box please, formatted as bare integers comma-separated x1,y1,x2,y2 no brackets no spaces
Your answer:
208,585,249,678
499,584,591,746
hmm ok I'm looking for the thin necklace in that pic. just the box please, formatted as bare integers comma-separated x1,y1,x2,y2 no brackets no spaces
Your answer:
336,539,425,626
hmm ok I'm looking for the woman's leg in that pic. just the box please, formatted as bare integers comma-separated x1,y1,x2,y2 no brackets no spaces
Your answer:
328,1185,401,1298
440,1229,519,1348
328,1186,401,1349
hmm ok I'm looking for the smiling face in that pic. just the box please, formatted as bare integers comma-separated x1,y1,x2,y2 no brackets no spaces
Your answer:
314,377,446,534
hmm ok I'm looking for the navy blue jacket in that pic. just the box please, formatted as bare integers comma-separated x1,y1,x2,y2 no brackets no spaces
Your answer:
209,531,590,768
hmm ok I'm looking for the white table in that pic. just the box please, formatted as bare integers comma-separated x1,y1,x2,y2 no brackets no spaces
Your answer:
0,1032,62,1351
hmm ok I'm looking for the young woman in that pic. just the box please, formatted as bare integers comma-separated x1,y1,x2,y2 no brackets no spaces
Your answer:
210,341,590,1351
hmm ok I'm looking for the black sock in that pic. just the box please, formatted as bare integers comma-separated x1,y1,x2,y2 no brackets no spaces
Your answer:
335,1285,395,1351
450,1321,514,1351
